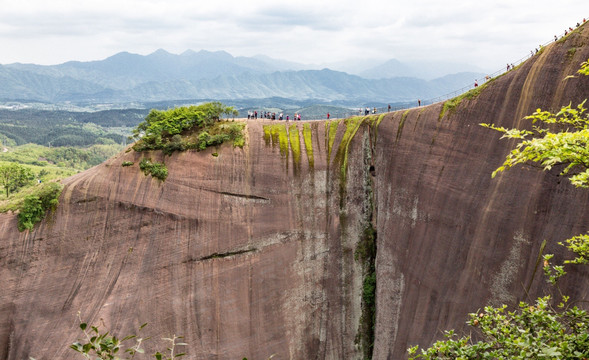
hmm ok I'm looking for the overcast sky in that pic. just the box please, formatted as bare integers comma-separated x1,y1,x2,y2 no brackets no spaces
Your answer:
0,0,586,72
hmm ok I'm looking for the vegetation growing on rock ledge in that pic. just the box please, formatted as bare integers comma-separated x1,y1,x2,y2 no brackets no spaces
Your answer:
139,158,168,181
131,102,242,155
439,80,490,120
17,182,62,231
0,179,64,232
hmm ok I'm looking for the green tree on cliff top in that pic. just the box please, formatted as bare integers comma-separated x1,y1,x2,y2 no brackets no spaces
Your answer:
408,59,589,359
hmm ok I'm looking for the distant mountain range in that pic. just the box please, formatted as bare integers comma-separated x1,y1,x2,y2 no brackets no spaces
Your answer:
0,50,485,106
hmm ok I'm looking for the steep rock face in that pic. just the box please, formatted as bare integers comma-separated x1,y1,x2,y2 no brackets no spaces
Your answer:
1,26,589,360
372,28,589,359
1,118,373,359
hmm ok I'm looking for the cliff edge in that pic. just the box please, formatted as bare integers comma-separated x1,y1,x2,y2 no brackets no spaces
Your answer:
1,25,589,360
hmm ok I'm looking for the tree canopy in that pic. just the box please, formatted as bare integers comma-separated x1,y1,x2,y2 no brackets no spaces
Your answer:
0,163,34,197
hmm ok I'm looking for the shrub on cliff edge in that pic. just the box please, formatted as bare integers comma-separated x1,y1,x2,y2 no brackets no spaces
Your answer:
17,182,62,231
131,102,241,154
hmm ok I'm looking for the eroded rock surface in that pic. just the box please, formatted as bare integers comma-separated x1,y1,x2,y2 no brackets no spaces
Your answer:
2,25,589,360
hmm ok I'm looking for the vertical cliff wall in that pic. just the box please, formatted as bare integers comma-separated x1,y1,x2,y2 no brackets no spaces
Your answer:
371,26,589,359
1,117,378,359
1,25,589,360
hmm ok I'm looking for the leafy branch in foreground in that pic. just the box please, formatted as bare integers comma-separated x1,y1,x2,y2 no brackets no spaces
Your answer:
579,58,589,76
70,320,148,360
154,335,187,360
409,296,589,359
481,100,589,187
481,60,589,281
68,314,186,360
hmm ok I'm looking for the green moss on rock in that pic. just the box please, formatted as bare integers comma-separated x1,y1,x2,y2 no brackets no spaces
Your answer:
336,117,364,184
326,120,340,161
288,124,301,167
302,123,314,169
439,85,485,120
397,110,410,142
263,126,272,146
263,124,290,158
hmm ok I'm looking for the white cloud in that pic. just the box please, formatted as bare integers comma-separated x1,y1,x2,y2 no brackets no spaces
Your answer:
0,0,586,71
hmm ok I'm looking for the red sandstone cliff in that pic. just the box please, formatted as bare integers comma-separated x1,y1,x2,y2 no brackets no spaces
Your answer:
1,25,589,360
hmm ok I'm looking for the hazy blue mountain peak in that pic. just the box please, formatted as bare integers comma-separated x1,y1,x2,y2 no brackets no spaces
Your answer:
0,49,485,106
148,49,174,58
180,49,197,56
193,49,234,60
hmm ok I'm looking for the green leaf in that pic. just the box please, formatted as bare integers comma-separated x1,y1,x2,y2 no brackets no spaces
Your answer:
540,346,561,357
80,323,87,331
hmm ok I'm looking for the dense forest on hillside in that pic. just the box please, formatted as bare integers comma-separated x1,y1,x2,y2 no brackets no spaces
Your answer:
0,108,148,146
0,108,137,211
0,143,123,169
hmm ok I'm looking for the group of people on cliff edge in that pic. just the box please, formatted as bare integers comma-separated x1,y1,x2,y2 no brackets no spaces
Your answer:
247,110,302,121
